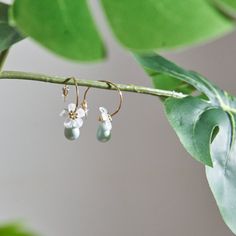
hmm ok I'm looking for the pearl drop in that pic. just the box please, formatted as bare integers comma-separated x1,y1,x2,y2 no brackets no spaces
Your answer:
64,127,80,141
97,124,111,142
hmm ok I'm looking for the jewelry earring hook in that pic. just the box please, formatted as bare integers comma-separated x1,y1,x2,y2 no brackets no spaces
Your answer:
63,77,79,111
82,80,123,142
99,80,123,118
60,77,86,141
82,80,123,120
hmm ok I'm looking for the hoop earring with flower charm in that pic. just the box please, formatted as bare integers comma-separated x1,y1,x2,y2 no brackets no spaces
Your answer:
60,77,87,141
83,80,123,142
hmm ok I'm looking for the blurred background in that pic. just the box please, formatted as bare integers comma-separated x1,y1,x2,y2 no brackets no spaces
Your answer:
1,1,236,235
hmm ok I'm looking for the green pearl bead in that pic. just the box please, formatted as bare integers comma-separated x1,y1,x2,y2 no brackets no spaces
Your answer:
64,127,80,141
96,124,111,142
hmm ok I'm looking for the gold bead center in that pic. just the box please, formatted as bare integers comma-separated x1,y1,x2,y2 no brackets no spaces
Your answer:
69,111,78,120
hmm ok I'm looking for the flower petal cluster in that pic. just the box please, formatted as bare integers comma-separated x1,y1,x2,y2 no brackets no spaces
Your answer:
60,103,86,128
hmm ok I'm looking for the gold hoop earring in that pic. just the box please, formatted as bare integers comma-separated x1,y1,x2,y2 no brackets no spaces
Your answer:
60,77,86,141
83,80,123,142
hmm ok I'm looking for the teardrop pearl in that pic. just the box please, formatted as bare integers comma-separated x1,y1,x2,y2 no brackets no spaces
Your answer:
96,124,111,142
64,127,80,141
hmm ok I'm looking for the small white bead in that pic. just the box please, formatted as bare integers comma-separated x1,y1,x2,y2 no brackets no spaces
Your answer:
102,121,112,131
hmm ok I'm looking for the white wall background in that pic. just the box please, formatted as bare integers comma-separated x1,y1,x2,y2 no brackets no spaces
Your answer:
1,1,236,235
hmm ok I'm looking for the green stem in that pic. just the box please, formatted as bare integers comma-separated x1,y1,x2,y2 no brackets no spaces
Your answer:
0,70,187,99
0,50,9,71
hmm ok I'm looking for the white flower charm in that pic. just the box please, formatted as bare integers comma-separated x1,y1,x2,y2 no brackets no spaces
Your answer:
81,100,89,118
60,103,86,140
97,107,112,142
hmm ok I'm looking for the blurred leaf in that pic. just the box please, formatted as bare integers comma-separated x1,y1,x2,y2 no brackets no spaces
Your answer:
0,223,37,236
210,0,236,20
100,0,234,51
0,2,8,21
11,0,105,61
10,0,236,61
220,0,236,9
0,2,24,53
136,53,236,234
0,49,9,71
213,0,236,14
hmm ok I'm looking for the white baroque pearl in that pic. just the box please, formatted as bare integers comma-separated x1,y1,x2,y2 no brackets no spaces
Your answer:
64,127,80,141
97,124,111,142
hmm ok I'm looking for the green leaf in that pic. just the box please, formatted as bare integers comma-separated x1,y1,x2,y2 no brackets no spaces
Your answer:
136,53,236,234
101,0,234,51
0,2,8,21
0,3,24,53
9,0,236,61
206,112,236,234
219,0,236,9
134,53,225,104
0,223,37,236
164,97,217,166
213,0,236,15
166,95,236,234
11,0,105,61
140,61,196,98
151,74,195,95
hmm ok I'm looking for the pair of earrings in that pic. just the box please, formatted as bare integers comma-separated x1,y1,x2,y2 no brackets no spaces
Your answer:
59,78,123,142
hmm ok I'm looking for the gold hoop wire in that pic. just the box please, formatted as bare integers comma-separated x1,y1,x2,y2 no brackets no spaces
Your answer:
63,77,79,110
83,80,123,117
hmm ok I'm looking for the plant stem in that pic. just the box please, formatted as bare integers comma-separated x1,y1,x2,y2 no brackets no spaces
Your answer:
0,70,187,99
0,50,9,71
